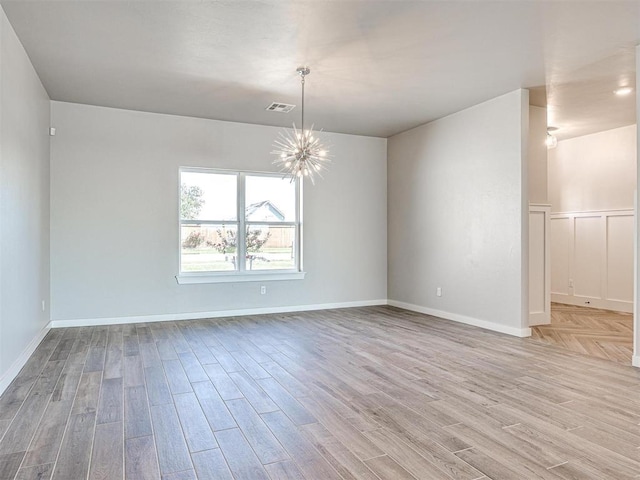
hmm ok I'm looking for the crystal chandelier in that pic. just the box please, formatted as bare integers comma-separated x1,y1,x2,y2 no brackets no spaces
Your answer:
272,67,330,184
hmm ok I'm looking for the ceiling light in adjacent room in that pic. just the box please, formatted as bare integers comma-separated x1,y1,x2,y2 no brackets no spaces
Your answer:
272,67,330,184
546,127,558,149
614,87,633,96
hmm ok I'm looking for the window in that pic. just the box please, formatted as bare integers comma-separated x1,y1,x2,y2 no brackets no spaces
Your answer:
177,168,303,283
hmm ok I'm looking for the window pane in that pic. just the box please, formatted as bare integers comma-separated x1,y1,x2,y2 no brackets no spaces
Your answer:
245,225,296,270
245,175,296,222
181,224,238,272
181,171,236,221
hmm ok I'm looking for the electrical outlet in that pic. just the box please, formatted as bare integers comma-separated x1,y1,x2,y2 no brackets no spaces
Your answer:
436,287,442,297
41,300,45,312
569,278,574,288
260,285,266,295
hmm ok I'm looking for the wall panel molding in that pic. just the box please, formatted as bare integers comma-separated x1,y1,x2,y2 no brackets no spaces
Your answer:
551,209,634,313
529,204,551,325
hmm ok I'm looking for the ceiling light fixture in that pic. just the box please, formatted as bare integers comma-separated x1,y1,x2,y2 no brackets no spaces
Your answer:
546,126,558,149
614,87,633,96
272,67,330,184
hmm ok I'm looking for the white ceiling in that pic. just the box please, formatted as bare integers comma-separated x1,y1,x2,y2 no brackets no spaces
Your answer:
2,1,640,140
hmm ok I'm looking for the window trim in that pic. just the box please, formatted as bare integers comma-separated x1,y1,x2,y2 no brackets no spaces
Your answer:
176,167,304,284
176,271,306,284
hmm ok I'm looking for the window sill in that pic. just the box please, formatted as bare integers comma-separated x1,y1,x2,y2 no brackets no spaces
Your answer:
176,271,306,284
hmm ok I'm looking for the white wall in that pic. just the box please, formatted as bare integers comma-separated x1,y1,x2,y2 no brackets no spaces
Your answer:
387,89,530,336
548,125,636,213
0,7,51,387
50,102,387,323
528,105,548,204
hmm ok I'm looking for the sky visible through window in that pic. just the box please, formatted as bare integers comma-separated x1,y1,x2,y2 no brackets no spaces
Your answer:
181,171,295,221
246,175,295,222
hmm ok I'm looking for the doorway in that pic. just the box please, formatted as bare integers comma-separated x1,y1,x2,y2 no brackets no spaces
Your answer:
532,124,636,365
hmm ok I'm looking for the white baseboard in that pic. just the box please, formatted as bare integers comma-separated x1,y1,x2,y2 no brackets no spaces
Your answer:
633,355,640,368
388,300,532,338
50,299,389,328
551,294,633,314
0,321,52,396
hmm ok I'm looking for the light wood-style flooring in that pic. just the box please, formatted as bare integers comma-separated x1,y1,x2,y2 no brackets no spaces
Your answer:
532,303,634,365
1,306,640,479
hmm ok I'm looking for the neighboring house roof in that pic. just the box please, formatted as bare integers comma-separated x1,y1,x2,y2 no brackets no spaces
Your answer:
245,200,285,222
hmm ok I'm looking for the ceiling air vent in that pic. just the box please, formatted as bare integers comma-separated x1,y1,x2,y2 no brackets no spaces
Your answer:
266,102,296,113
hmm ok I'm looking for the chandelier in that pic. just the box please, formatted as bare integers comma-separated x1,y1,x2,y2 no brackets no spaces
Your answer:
272,67,330,184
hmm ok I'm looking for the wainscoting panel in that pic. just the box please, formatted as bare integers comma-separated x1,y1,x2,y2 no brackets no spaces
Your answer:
529,205,550,326
550,216,571,296
606,214,634,303
573,215,603,299
550,209,633,313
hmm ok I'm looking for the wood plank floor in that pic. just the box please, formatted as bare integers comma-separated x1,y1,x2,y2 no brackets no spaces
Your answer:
1,306,640,479
532,303,634,365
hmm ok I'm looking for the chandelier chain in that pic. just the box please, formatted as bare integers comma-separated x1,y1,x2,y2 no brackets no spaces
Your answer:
299,68,306,132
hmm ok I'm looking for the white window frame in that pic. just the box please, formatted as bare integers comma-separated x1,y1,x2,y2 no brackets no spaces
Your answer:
176,167,305,284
